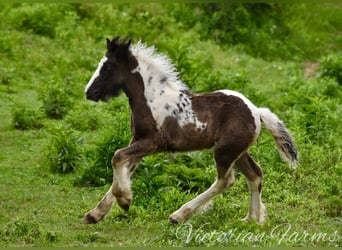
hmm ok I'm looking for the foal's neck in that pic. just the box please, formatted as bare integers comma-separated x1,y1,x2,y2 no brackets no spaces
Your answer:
123,73,145,106
123,73,158,137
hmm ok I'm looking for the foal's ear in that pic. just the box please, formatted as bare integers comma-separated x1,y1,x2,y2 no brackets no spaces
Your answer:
124,39,132,48
114,39,132,61
106,36,120,51
106,38,111,50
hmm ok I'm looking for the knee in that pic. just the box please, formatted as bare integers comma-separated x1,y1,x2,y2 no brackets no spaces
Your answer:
217,174,235,191
112,149,124,167
226,173,235,188
247,176,262,192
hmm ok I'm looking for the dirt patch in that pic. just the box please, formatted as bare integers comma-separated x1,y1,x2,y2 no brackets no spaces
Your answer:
301,61,320,78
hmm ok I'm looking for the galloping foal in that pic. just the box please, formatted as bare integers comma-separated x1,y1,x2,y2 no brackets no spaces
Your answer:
83,37,298,224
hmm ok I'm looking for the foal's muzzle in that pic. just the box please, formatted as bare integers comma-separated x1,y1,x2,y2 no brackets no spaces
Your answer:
86,89,100,102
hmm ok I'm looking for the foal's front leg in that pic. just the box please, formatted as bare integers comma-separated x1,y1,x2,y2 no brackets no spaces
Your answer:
83,139,155,224
83,157,140,224
111,155,141,211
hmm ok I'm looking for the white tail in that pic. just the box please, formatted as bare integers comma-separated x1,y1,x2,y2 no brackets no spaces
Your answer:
259,108,298,168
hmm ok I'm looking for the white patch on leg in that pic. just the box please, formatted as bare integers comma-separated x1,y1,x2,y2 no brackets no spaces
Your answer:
112,160,134,210
196,199,214,214
243,178,266,223
259,202,266,223
250,190,261,218
83,183,117,223
85,56,108,93
96,187,116,214
113,161,131,194
103,187,117,206
169,179,226,223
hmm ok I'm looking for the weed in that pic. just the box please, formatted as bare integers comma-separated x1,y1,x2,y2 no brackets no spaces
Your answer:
6,4,70,38
1,219,42,244
320,52,342,85
39,80,73,120
65,103,102,131
168,3,295,60
0,66,18,94
46,231,59,243
167,40,207,88
75,110,130,186
45,125,84,174
12,105,44,130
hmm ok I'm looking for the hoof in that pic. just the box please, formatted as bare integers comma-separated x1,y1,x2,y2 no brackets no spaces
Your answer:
120,203,130,211
169,216,179,225
83,213,99,224
117,197,131,211
241,216,265,224
241,216,250,223
169,206,192,224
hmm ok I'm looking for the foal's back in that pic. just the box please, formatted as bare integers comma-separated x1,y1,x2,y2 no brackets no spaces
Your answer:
159,90,261,153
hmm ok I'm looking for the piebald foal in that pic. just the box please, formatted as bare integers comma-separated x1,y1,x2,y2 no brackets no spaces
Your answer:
83,37,297,224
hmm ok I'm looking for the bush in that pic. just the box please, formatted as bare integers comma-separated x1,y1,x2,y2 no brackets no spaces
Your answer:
168,3,294,60
65,103,102,131
75,111,131,186
320,53,342,85
322,77,342,99
39,81,73,119
165,40,207,88
45,125,84,174
12,105,43,130
6,4,70,38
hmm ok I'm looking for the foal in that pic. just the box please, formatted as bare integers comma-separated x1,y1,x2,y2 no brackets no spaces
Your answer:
83,37,297,224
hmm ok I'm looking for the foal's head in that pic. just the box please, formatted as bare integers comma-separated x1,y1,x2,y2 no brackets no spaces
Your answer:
85,37,137,102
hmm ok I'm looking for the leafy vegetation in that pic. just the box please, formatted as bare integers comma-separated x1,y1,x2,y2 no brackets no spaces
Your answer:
45,125,84,174
0,3,341,247
39,80,74,119
12,105,44,130
320,52,342,85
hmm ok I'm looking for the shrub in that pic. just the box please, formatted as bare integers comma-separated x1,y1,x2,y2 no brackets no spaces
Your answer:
168,3,293,60
322,77,342,99
12,105,44,130
75,111,131,186
320,53,342,85
45,125,84,174
0,66,17,93
65,103,101,131
6,4,70,38
39,81,73,119
165,41,207,88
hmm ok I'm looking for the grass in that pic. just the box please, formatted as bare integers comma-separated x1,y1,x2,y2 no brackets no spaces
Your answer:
0,3,341,247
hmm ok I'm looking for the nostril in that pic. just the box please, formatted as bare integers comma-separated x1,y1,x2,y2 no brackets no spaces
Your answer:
85,91,92,99
86,90,100,101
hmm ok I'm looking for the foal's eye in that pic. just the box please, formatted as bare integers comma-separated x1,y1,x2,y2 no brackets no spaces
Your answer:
104,64,113,71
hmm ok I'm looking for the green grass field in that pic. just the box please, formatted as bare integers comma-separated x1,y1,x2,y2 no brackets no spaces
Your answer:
0,3,341,247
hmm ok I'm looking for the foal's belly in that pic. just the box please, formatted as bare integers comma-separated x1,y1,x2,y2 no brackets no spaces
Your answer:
162,122,215,152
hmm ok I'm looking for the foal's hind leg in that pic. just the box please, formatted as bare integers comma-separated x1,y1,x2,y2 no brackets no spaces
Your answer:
169,169,235,223
169,146,240,223
235,152,266,223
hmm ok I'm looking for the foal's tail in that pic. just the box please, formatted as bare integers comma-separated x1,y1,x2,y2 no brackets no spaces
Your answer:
258,108,298,168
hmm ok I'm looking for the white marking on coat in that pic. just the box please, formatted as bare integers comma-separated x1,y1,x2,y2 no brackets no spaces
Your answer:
85,56,108,93
130,42,206,131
